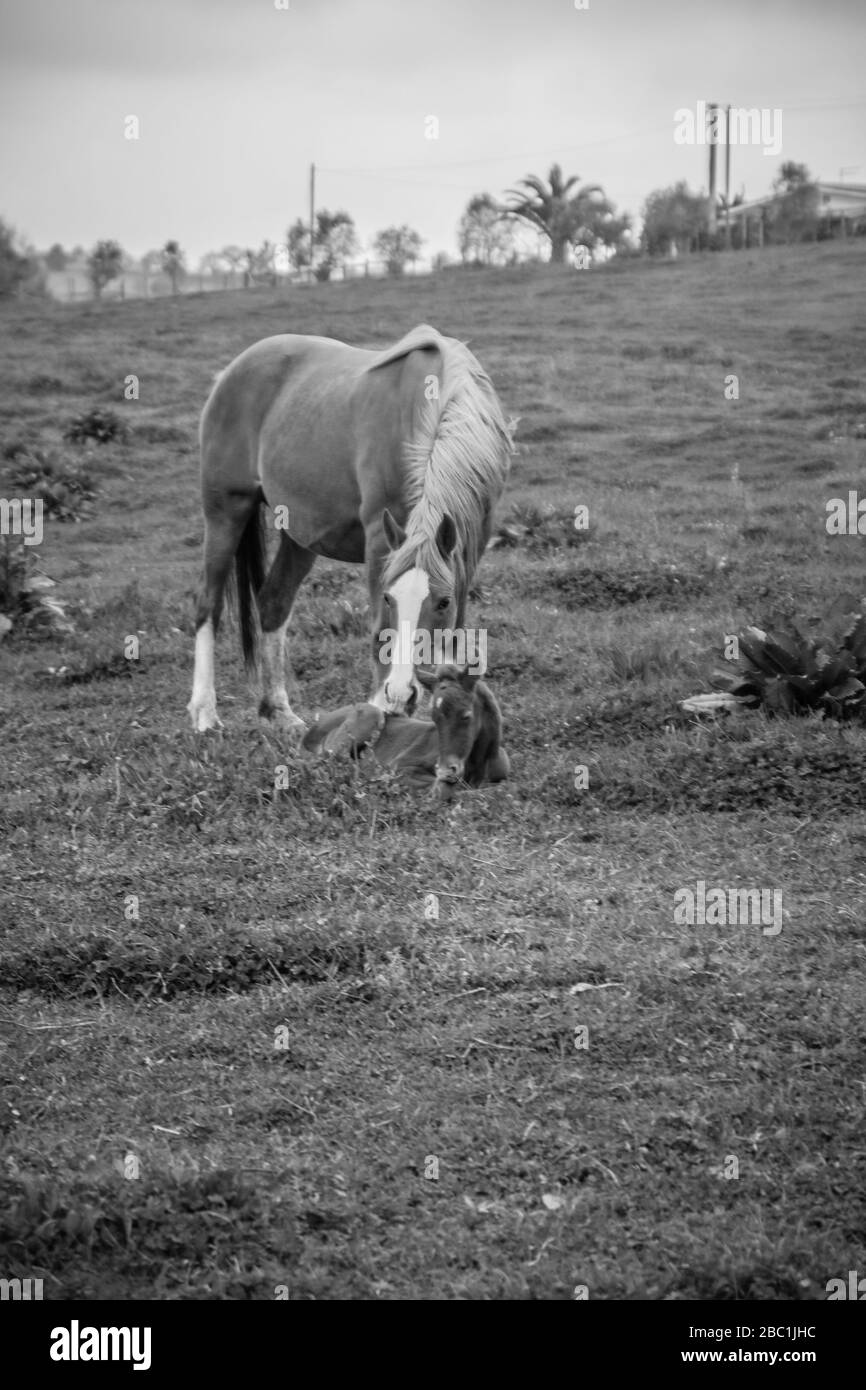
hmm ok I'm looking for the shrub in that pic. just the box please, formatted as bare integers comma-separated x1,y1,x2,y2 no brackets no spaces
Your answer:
0,536,72,636
685,595,866,721
64,406,128,445
489,502,592,551
4,445,97,521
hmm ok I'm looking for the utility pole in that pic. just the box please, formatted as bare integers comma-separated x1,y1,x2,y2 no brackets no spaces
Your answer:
309,162,316,283
707,102,718,237
724,104,732,248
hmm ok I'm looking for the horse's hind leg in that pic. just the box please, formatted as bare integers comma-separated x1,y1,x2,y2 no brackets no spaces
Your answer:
258,532,317,730
188,505,254,732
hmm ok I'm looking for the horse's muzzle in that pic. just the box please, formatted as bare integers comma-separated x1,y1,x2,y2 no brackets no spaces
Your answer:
382,678,419,715
435,762,463,785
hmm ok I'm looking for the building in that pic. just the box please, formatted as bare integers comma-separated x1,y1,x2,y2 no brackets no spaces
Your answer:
726,179,866,247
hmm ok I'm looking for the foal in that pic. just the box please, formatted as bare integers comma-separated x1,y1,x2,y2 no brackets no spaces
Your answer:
301,665,509,796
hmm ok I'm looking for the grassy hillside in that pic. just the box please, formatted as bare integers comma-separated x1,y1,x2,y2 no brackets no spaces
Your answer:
1,241,865,1298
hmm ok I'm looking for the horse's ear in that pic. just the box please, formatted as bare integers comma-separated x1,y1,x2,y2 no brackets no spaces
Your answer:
458,665,481,690
436,513,457,559
416,665,438,690
382,509,406,552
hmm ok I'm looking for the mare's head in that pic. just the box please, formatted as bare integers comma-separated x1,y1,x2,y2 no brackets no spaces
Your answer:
372,508,459,714
417,663,483,785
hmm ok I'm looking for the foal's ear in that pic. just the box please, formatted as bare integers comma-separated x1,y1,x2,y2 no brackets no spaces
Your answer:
415,665,438,690
435,513,457,559
382,509,406,552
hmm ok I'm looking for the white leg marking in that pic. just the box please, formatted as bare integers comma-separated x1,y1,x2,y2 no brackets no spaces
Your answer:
260,617,306,729
187,618,222,731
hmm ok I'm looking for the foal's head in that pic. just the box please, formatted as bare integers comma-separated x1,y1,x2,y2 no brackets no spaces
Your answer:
417,664,484,785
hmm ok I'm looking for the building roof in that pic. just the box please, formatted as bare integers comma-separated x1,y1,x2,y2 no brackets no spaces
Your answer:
727,180,866,219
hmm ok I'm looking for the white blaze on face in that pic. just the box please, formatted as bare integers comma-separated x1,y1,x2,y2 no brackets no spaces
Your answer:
374,565,429,712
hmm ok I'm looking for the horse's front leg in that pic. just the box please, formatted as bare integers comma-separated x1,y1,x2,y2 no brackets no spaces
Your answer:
257,533,317,731
365,545,391,709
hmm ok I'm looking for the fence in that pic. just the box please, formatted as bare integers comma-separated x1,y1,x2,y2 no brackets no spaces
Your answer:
43,250,558,305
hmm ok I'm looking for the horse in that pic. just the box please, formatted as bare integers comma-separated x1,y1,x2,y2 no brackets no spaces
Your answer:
301,664,510,798
187,324,514,733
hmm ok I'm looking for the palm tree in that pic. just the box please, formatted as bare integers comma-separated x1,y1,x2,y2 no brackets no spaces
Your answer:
507,164,607,264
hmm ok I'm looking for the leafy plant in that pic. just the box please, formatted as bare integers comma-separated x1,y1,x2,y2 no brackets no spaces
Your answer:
488,501,591,551
685,595,866,720
64,406,128,445
0,536,72,636
4,444,97,520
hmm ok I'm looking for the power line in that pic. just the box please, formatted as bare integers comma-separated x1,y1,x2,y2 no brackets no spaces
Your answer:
317,101,866,181
318,124,676,176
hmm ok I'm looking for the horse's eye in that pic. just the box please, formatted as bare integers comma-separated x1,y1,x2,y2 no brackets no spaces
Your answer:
436,598,449,612
461,711,472,721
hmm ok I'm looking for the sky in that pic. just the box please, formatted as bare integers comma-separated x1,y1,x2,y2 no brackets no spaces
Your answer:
0,0,864,266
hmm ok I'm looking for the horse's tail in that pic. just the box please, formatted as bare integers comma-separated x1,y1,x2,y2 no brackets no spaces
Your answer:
233,502,267,670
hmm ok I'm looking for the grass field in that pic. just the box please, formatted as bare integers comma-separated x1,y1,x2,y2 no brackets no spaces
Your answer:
1,241,865,1300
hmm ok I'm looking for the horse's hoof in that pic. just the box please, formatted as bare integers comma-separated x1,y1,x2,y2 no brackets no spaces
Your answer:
259,702,307,734
278,713,309,738
189,703,223,732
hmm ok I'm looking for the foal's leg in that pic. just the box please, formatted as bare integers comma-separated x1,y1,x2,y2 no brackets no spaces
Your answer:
189,503,260,731
257,532,317,730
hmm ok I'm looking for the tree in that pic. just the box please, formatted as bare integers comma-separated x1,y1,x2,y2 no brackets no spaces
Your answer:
235,242,277,288
199,250,229,286
774,161,812,195
0,220,34,295
138,249,164,296
374,225,423,276
570,204,631,258
457,193,515,266
506,164,623,264
641,182,707,255
766,162,819,244
252,240,277,285
313,209,358,281
220,245,246,286
161,240,186,295
286,219,311,273
87,239,123,299
45,243,68,272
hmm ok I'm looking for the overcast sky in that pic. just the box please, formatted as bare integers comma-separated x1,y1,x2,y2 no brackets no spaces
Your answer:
0,0,863,265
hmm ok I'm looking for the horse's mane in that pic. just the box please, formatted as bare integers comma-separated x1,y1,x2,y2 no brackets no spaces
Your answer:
381,335,515,591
